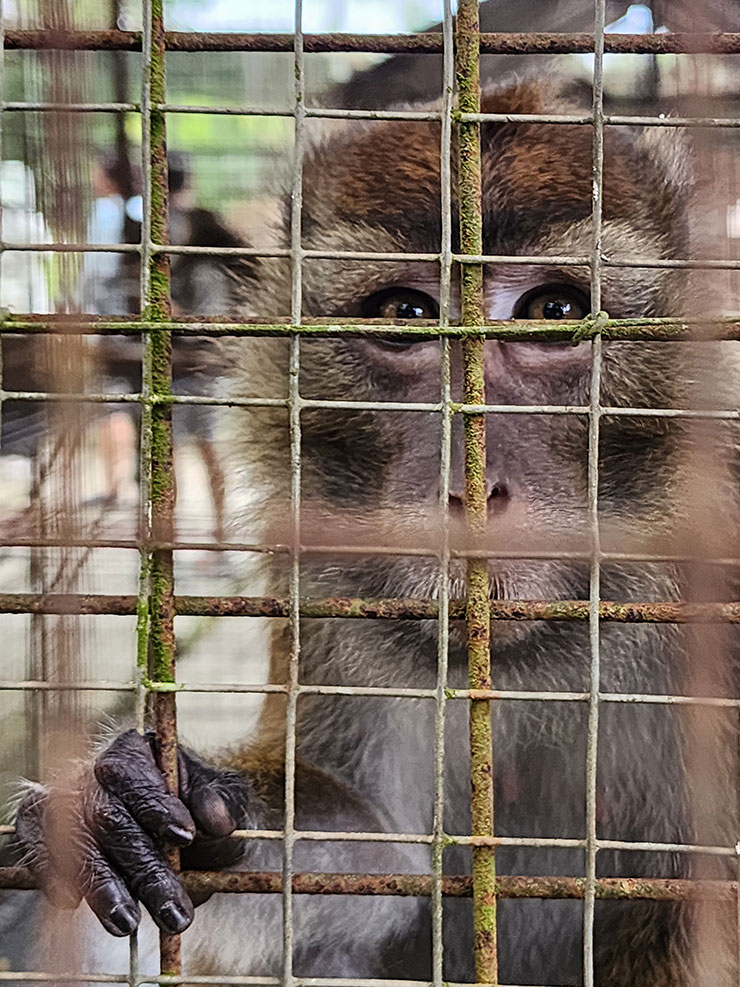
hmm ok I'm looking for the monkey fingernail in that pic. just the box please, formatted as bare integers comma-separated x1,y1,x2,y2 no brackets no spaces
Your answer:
159,898,194,934
106,902,141,937
166,823,195,845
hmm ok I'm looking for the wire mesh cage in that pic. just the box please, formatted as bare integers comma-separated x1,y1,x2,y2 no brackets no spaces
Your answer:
3,1,740,985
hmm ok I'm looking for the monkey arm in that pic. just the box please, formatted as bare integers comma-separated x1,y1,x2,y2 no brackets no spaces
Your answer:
13,729,256,937
12,727,419,952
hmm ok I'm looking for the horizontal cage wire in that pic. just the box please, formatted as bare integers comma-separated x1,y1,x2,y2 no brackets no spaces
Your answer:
1,2,740,987
7,29,740,54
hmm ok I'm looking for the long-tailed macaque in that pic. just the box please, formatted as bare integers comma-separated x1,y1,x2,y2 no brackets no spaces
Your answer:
10,76,740,986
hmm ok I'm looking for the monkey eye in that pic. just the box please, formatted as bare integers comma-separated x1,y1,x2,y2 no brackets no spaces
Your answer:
513,284,589,321
360,287,440,351
362,287,439,322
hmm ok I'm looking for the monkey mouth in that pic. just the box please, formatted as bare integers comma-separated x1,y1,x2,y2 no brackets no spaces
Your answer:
446,564,512,607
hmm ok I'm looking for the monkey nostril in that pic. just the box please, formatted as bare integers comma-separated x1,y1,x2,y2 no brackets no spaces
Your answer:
488,482,509,511
448,484,509,514
448,493,464,514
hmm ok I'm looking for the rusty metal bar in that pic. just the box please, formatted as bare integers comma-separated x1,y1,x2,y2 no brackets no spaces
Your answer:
94,872,740,903
1,866,738,902
456,2,497,983
10,29,740,55
6,594,740,623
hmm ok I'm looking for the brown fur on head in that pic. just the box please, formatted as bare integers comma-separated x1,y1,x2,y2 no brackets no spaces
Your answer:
233,75,693,555
297,79,688,262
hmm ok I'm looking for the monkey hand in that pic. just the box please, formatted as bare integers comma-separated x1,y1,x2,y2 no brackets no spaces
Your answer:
13,728,251,937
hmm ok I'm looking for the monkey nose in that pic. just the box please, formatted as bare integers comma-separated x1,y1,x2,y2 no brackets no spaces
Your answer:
448,480,510,515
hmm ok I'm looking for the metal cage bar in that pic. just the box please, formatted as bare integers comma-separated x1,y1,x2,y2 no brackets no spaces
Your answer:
5,313,740,336
455,2,497,981
8,244,740,270
9,29,740,55
10,103,740,130
5,594,740,623
139,0,180,976
280,5,306,987
431,2,455,984
583,1,607,982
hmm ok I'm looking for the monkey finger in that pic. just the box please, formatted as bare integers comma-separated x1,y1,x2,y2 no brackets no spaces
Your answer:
180,830,246,872
178,750,249,838
84,786,193,934
78,842,142,937
14,784,50,868
15,785,82,910
94,729,195,845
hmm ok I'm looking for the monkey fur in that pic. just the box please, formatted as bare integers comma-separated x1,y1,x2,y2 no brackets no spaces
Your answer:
12,76,740,986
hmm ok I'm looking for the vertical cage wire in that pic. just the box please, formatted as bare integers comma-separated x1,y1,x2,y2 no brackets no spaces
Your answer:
139,0,180,976
431,1,455,984
128,926,139,987
283,2,305,986
583,0,607,984
455,1,497,983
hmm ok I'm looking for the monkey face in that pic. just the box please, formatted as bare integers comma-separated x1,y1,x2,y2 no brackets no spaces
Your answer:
239,78,691,657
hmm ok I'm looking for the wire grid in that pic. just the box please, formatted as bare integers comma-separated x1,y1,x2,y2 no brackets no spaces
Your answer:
1,2,740,986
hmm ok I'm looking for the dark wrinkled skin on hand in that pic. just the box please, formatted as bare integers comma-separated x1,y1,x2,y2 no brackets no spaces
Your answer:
13,729,250,937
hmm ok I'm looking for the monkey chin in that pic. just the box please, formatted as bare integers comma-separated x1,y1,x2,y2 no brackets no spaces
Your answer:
397,554,590,665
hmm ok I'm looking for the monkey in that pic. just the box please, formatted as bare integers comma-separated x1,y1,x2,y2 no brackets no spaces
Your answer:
9,74,740,986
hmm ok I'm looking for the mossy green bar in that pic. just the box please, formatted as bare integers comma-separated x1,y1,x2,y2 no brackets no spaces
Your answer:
456,0,498,982
141,0,181,976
